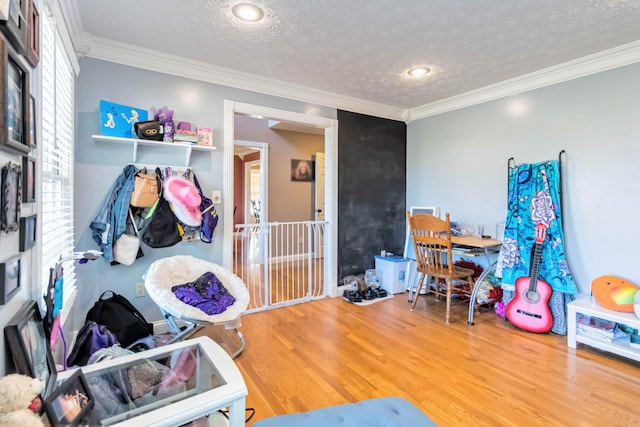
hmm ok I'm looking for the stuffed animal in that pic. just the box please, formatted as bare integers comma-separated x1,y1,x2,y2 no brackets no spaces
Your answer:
0,374,45,427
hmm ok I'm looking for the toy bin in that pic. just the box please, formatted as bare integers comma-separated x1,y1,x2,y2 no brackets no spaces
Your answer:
374,255,410,294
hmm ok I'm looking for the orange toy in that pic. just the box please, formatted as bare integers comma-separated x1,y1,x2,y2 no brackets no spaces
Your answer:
591,275,639,312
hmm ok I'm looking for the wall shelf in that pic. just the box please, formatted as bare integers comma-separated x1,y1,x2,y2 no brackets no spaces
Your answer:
92,135,216,166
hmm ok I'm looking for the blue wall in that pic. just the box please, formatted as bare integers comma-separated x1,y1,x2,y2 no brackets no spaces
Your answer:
407,62,640,292
73,58,336,332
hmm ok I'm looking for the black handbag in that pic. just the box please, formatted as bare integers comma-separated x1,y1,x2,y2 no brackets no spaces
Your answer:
140,168,182,248
134,120,163,141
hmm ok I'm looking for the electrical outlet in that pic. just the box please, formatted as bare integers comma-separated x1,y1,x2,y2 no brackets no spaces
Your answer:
211,190,222,204
135,282,146,297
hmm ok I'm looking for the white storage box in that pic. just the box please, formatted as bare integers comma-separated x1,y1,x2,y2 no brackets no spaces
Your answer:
374,255,410,294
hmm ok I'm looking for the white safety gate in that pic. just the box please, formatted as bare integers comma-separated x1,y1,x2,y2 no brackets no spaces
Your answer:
233,221,327,312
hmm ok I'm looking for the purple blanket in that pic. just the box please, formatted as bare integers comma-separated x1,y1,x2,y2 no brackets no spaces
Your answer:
171,271,236,315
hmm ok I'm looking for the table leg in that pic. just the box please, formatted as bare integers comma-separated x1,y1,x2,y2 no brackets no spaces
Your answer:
227,398,246,427
467,262,497,325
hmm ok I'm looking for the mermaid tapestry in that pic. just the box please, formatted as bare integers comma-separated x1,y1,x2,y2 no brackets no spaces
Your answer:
496,160,577,334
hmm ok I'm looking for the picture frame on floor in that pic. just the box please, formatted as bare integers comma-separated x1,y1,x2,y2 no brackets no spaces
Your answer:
3,299,57,398
43,370,94,426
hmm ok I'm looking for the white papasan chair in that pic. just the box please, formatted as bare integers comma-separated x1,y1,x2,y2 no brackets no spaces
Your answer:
144,255,250,358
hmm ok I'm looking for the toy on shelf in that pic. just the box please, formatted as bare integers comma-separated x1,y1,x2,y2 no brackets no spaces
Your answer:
151,106,174,143
591,275,638,312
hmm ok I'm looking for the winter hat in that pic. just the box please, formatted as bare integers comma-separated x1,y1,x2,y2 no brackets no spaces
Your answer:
163,176,202,227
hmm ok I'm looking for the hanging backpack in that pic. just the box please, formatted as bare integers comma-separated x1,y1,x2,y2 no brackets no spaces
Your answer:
86,291,153,347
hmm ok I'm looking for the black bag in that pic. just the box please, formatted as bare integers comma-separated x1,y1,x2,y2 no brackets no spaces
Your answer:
86,291,153,347
66,320,118,367
134,120,163,141
192,172,218,243
140,168,182,248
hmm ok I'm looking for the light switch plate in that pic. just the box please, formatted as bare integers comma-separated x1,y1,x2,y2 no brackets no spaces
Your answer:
211,190,221,204
135,282,146,297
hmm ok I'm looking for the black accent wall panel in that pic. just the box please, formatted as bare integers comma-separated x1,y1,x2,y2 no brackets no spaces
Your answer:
337,110,407,282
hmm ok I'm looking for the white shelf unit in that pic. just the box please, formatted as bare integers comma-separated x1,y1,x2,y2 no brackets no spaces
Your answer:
92,135,216,166
567,295,640,362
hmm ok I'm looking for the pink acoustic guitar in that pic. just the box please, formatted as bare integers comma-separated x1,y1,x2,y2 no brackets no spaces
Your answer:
506,224,553,333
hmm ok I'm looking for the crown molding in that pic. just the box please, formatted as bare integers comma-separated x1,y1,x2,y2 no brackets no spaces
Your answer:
408,40,640,121
65,0,640,126
74,34,406,122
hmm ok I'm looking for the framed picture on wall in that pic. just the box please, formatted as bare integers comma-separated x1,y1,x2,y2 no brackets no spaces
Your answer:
0,35,31,155
25,0,39,67
1,161,21,232
0,0,29,56
19,213,36,251
28,94,35,147
0,255,21,305
22,155,35,202
290,159,314,182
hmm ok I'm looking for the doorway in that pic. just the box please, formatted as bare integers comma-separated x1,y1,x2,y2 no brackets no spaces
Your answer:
223,100,339,301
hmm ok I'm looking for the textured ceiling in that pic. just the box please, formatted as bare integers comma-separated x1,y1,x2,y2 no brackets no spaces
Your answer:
72,0,640,110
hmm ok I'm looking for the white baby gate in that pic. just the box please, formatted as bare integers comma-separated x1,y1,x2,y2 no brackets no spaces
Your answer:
233,221,327,312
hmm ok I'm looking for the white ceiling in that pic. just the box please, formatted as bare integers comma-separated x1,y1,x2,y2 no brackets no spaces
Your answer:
66,1,640,121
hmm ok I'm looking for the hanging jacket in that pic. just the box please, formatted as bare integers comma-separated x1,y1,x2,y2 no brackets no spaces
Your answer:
90,165,137,262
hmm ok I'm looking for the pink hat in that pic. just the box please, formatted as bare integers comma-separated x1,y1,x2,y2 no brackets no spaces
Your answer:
163,176,202,227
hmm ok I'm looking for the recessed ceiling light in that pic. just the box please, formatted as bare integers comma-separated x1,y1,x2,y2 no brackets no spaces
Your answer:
231,3,265,22
407,67,431,77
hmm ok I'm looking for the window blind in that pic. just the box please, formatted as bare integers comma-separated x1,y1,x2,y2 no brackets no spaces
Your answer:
40,6,76,325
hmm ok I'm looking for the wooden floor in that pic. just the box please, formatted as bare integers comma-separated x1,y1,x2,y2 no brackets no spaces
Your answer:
198,293,640,426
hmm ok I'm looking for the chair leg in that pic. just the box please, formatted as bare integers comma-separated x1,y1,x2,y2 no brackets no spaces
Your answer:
410,274,426,311
445,279,452,324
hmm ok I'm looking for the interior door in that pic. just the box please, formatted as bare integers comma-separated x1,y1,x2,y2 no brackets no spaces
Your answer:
314,152,325,221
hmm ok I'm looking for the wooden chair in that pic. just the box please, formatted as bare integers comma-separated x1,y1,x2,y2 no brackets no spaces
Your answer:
407,211,475,323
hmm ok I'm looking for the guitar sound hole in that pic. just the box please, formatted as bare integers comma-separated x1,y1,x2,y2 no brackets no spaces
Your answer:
525,290,540,304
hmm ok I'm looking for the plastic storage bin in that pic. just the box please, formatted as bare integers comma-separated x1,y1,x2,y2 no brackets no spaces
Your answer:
374,255,410,294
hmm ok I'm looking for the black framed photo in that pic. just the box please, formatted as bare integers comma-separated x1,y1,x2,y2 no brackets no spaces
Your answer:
25,0,39,67
0,254,20,304
22,155,34,202
4,300,57,398
290,159,314,182
1,160,21,232
0,0,29,55
43,370,94,426
19,213,36,251
0,34,31,155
